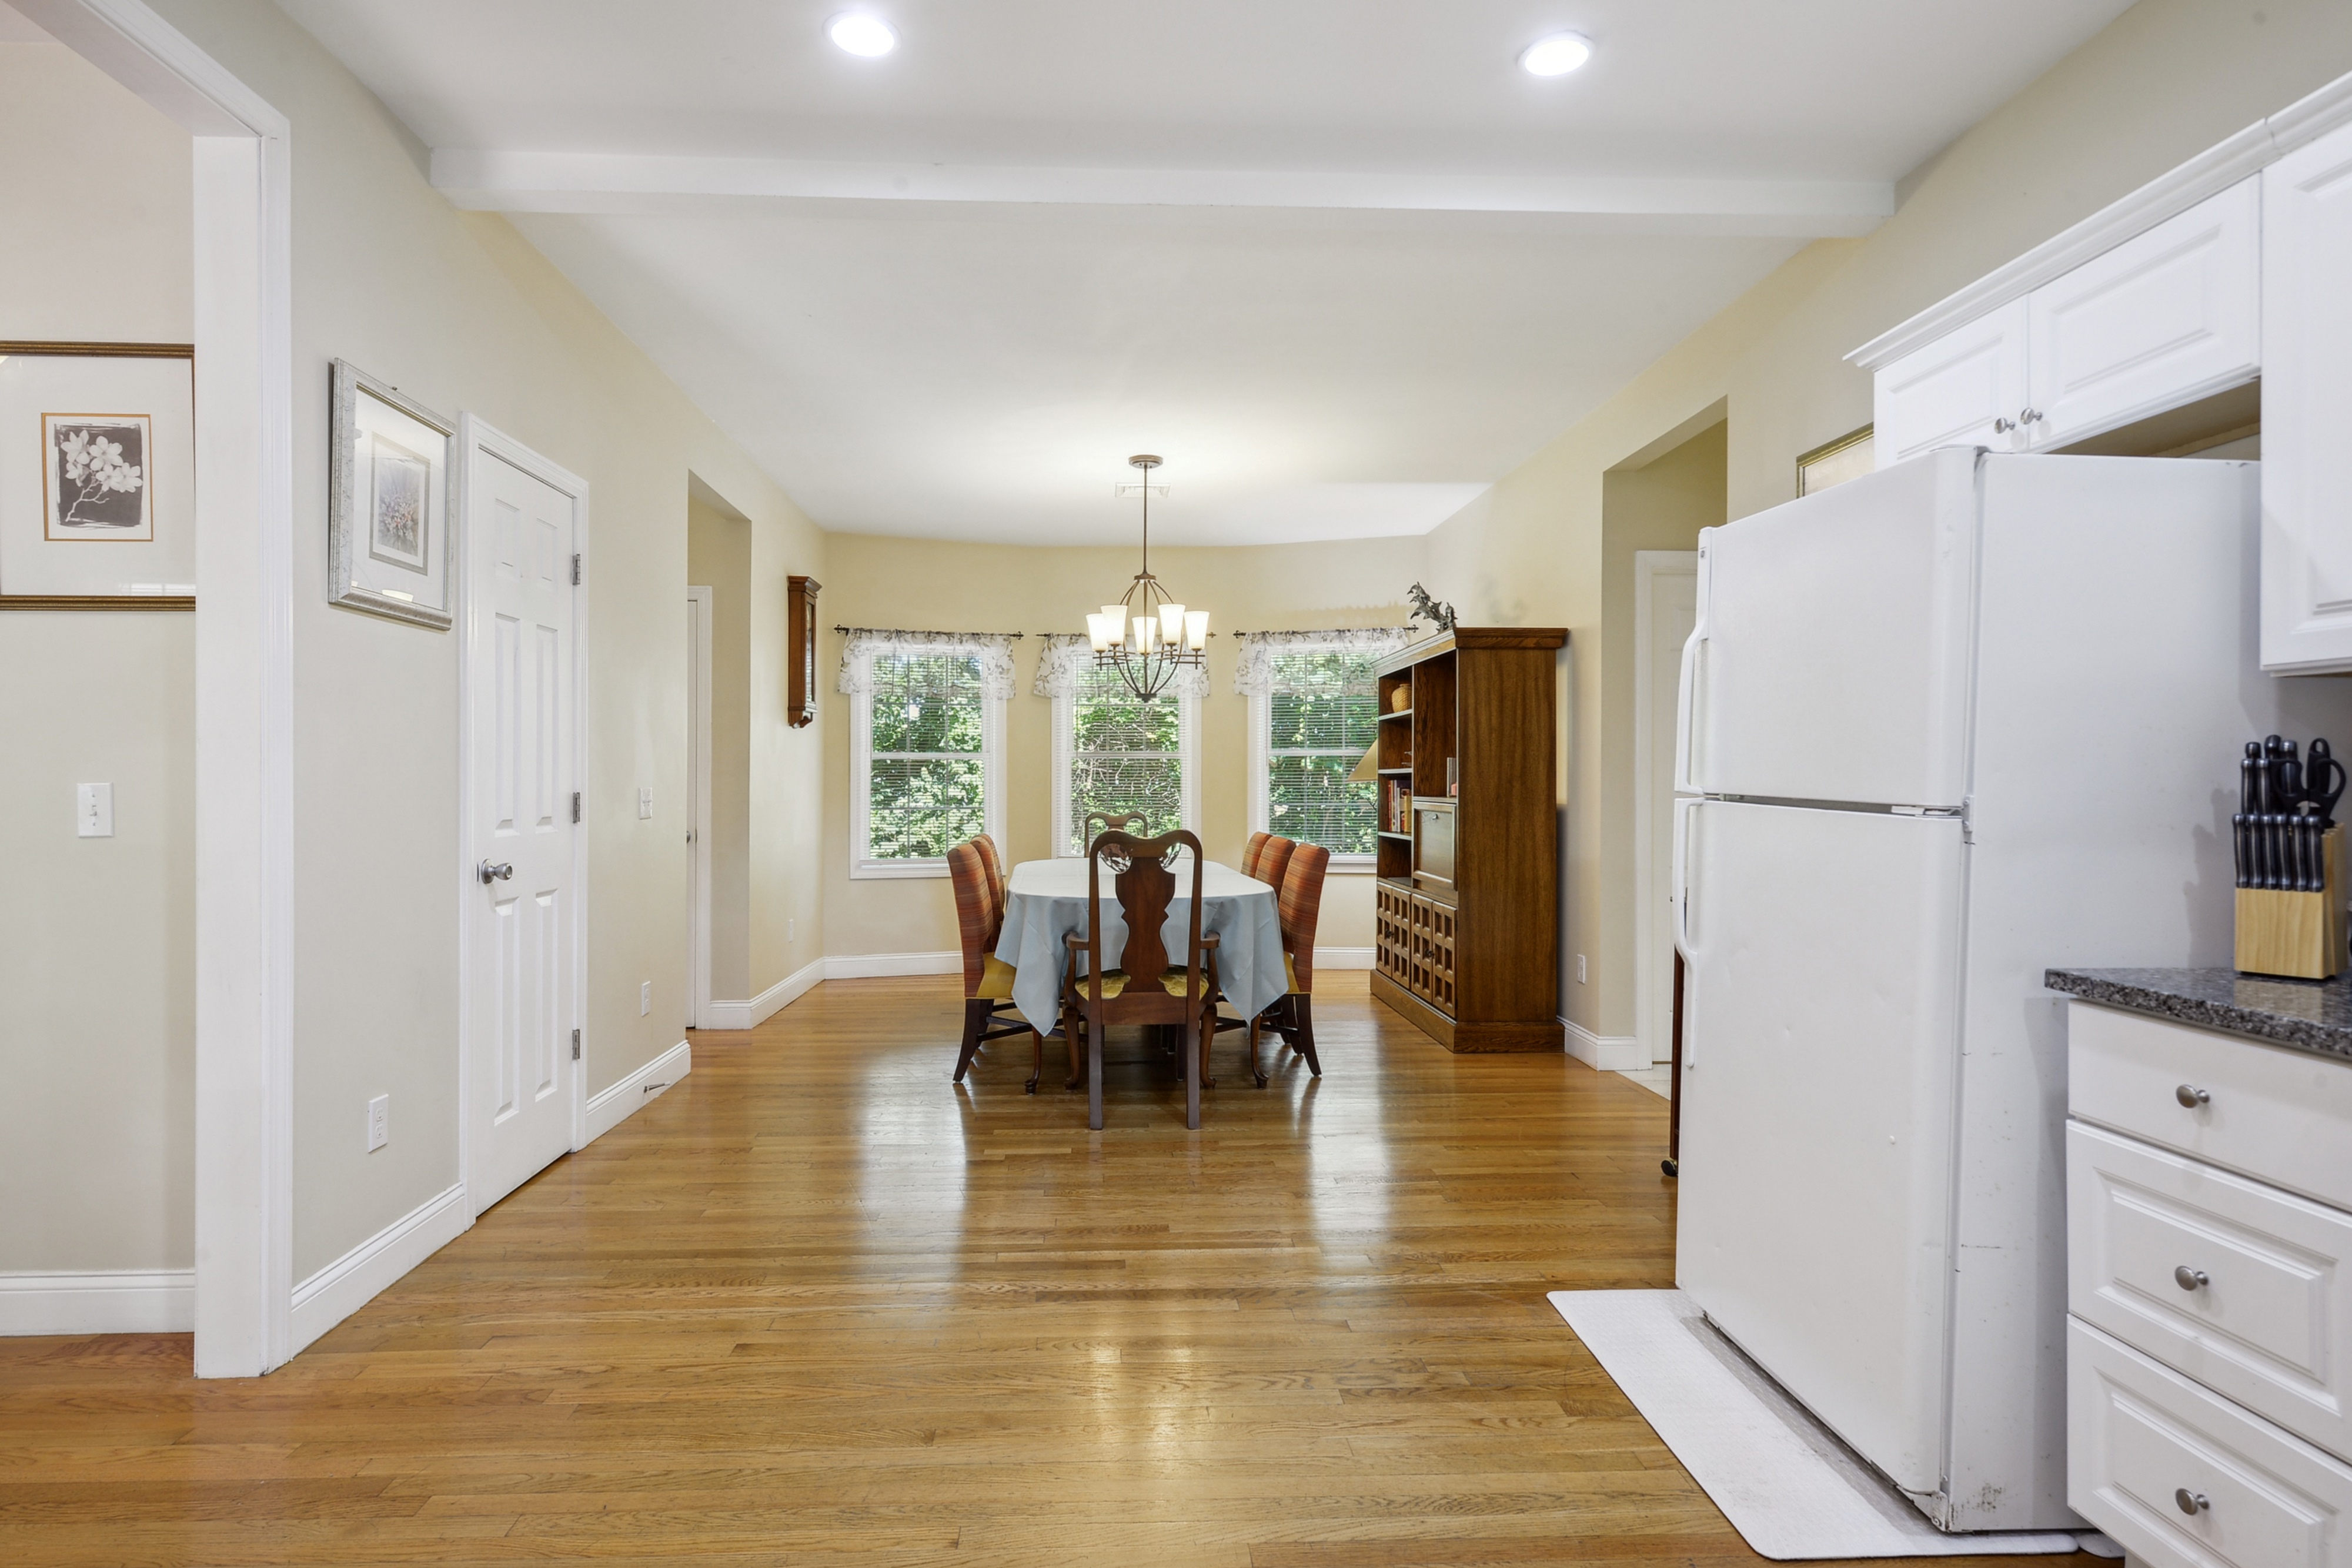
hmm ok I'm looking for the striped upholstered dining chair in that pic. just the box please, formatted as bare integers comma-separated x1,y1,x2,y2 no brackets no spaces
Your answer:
947,838,1044,1091
1245,841,1330,1085
1252,834,1297,892
1240,831,1272,880
972,832,1008,907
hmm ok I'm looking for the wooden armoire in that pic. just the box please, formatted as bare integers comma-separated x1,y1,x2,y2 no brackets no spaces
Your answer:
1369,627,1567,1052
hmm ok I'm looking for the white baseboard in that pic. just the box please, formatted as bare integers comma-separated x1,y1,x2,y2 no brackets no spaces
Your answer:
0,1269,194,1336
1314,945,1374,971
584,1037,691,1144
1565,1017,1645,1072
288,1181,469,1355
702,956,824,1029
824,950,960,979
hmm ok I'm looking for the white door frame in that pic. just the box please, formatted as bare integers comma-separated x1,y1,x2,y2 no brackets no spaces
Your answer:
19,0,298,1377
456,415,592,1204
686,586,713,1029
1633,550,1699,1067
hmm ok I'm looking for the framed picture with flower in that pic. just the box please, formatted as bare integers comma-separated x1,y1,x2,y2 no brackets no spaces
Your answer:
329,358,455,629
0,342,195,608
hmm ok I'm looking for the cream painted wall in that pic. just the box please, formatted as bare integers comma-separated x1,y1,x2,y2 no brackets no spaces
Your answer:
145,0,827,1281
0,42,195,1275
821,533,1425,960
1422,0,2352,1041
687,498,751,1002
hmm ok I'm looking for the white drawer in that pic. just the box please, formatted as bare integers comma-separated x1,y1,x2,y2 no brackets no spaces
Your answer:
2070,1318,2352,1568
2069,1002,2352,1212
2072,1120,2352,1459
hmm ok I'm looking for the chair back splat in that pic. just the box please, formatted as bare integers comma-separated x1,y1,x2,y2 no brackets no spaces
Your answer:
1083,810,1150,847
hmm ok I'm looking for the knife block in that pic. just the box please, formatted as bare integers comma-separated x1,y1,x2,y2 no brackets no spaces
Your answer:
2236,824,2347,979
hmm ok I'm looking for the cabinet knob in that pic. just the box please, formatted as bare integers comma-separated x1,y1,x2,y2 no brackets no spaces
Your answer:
1992,416,2016,434
2174,1265,2210,1290
2175,1488,2210,1516
2175,1084,2211,1108
2020,407,2043,426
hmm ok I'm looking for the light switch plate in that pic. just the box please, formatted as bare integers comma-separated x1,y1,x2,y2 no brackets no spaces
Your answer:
76,782,113,838
366,1094,389,1151
640,981,652,1016
637,787,653,820
1576,954,1587,984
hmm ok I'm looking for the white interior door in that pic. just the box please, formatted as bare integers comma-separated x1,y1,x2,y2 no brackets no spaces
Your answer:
1691,448,1979,808
1675,798,1966,1495
686,586,711,1029
1633,551,1697,1065
466,435,580,1214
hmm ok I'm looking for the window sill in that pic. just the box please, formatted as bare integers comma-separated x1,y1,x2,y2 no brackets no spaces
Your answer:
851,860,950,881
1326,856,1377,874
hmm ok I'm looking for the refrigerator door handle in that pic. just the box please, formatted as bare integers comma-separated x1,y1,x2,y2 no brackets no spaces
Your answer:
1673,626,1707,795
1672,796,1701,1066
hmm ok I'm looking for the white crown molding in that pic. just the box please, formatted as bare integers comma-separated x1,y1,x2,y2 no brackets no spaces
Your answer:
1565,1017,1645,1073
0,1270,195,1336
1849,66,2352,371
288,1183,468,1357
584,1039,692,1145
431,149,1891,235
702,957,825,1031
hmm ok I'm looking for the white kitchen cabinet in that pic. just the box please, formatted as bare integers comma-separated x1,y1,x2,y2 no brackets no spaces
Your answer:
1874,300,2029,466
1875,179,2260,470
2263,119,2352,673
2028,178,2260,450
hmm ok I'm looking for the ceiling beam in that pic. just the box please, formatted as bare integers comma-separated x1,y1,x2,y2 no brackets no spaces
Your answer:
432,149,1891,236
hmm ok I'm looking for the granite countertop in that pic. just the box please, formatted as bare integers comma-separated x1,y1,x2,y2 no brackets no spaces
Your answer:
2045,967,2352,1061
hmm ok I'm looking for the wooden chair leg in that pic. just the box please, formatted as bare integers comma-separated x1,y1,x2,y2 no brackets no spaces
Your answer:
953,998,987,1082
1294,994,1321,1076
1184,1012,1201,1131
1247,1016,1267,1088
1024,1029,1042,1095
1087,1002,1105,1131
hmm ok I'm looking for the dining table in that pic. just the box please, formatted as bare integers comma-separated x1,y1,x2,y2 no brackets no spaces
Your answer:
993,855,1288,1036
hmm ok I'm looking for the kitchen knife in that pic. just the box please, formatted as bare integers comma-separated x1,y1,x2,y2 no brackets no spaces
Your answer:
2310,737,2346,830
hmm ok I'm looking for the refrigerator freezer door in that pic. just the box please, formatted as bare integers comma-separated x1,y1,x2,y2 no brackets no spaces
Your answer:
1676,799,1967,1499
1689,449,1979,808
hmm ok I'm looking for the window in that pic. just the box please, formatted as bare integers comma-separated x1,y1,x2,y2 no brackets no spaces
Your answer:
1050,656,1200,855
847,640,1008,878
1240,631,1406,871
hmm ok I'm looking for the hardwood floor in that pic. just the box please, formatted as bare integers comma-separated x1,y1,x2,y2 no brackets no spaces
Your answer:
2,975,2094,1567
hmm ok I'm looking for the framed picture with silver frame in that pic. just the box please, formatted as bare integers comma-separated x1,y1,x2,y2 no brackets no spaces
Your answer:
329,358,455,629
1795,424,1875,497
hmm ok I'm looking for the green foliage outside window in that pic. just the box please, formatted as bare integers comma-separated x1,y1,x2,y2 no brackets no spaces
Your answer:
1067,663,1181,854
1267,650,1378,855
866,653,985,861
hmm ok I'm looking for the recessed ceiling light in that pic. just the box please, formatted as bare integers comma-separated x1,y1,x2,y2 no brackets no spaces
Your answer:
827,12,897,57
1519,32,1592,77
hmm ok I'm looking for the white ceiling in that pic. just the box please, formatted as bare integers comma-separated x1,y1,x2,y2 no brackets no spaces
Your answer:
269,0,2134,544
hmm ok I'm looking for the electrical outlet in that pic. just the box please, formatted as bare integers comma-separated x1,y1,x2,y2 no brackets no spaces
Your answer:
366,1094,389,1151
1576,954,1587,985
637,787,653,820
76,782,113,838
640,981,652,1016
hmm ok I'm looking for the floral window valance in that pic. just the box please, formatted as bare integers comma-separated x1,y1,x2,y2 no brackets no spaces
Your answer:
836,628,1022,700
1034,633,1209,700
1230,627,1412,697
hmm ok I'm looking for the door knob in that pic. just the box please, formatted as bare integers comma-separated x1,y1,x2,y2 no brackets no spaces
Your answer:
2175,1266,2209,1290
2175,1084,2211,1108
479,861,513,884
2175,1488,2209,1516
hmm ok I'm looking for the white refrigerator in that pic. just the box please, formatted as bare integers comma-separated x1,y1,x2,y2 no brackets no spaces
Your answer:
1670,447,2348,1533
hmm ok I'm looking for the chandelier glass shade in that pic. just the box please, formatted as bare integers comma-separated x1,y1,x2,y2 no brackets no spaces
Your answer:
1088,455,1207,701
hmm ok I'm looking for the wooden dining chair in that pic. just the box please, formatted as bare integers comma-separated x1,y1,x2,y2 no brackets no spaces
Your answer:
1241,831,1271,880
1247,841,1330,1085
1083,810,1150,845
947,839,1044,1090
1254,834,1297,892
973,831,1008,907
1061,829,1221,1131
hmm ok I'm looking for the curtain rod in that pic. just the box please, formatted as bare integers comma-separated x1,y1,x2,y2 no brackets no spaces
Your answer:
832,626,1025,638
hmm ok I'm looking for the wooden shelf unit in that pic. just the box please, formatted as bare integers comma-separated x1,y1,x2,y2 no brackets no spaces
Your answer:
1368,627,1567,1052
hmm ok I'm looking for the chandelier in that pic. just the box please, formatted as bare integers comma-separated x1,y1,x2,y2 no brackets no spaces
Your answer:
1087,454,1207,702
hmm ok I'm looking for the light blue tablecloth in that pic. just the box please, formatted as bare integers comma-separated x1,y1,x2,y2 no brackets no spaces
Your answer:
994,857,1285,1032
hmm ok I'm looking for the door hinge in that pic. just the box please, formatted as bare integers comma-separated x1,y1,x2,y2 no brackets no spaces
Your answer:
570,553,582,586
571,791,582,823
570,1028,582,1061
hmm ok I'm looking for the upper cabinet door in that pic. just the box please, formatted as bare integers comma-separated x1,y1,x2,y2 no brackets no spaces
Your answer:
1874,299,2029,468
2264,123,2352,673
2025,179,2260,450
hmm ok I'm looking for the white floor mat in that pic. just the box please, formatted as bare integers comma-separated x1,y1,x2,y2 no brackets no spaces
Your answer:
1548,1289,2088,1560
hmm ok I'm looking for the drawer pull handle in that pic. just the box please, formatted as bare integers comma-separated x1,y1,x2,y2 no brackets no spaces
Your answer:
2175,1084,2211,1108
2176,1488,2210,1516
2174,1266,2210,1290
